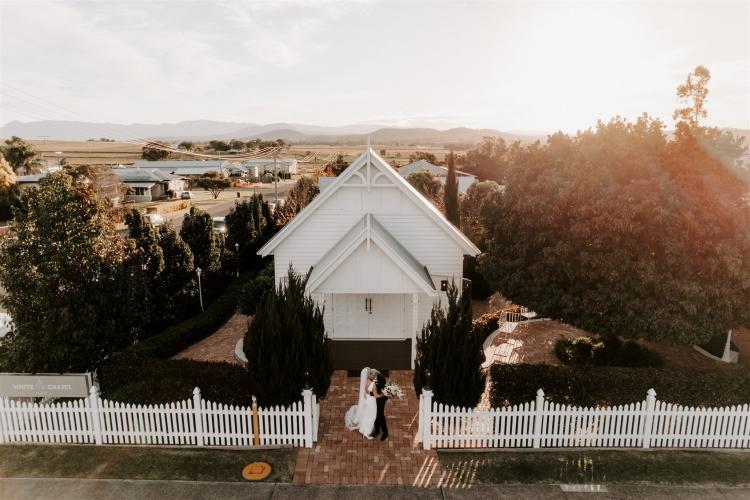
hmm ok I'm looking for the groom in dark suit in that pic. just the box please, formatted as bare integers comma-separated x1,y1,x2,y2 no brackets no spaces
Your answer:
370,372,389,441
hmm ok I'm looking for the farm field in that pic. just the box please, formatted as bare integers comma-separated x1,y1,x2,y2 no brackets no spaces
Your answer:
28,140,468,170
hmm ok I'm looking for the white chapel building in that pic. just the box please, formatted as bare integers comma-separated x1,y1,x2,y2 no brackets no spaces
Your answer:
258,149,480,369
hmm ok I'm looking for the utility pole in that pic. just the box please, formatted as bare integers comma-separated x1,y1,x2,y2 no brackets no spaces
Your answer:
273,149,278,205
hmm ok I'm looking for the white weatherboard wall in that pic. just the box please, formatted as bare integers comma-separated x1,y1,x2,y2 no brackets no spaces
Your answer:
0,387,319,448
418,388,750,450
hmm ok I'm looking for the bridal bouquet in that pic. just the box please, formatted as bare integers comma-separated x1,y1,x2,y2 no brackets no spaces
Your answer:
382,380,404,399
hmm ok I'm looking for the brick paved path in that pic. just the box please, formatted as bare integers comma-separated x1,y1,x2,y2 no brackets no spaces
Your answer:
172,313,248,364
295,370,442,486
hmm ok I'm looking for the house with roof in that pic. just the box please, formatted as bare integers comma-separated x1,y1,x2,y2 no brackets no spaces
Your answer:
132,160,238,178
398,159,476,193
258,149,479,370
114,168,187,202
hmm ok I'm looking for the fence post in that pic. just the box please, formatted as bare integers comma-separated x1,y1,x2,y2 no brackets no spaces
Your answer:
422,388,433,450
193,387,204,447
252,396,260,446
0,396,6,444
312,393,319,442
642,388,656,449
416,394,423,444
533,388,545,449
89,386,103,445
302,389,314,448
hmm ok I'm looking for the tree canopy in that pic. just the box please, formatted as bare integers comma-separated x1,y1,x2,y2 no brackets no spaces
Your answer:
225,194,275,267
196,173,231,199
0,172,139,372
274,176,319,226
479,113,749,344
444,151,460,226
408,151,438,164
180,207,222,274
141,146,170,161
406,171,443,208
1,136,42,174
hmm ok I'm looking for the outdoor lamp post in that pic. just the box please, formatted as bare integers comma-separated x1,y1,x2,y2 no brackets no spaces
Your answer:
234,243,240,278
196,267,204,311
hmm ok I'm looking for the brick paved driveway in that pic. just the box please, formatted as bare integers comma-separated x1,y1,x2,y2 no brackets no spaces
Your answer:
295,370,442,486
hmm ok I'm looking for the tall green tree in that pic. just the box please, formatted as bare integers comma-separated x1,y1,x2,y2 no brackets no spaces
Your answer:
225,194,276,267
243,266,333,406
180,207,222,274
156,224,195,318
274,176,319,226
444,150,460,225
462,136,511,182
0,172,139,372
413,282,486,407
406,171,443,208
408,151,438,164
0,136,42,174
197,173,231,199
479,111,749,344
124,209,165,327
141,146,170,161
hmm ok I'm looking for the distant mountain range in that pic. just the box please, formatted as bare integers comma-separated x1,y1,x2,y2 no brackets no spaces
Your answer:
0,120,545,145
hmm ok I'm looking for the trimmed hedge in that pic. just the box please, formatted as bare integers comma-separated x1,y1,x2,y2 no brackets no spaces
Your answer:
554,335,664,368
99,353,253,405
129,268,256,359
490,364,750,408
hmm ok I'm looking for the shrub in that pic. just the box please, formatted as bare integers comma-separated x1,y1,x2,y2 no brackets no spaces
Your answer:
99,352,253,405
243,266,333,406
238,261,275,315
413,282,486,408
489,364,750,408
555,335,663,368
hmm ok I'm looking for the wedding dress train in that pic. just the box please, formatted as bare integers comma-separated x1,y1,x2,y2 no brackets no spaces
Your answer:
344,367,377,437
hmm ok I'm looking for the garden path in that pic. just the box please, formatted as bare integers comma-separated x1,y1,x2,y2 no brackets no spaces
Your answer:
172,313,248,364
294,370,442,487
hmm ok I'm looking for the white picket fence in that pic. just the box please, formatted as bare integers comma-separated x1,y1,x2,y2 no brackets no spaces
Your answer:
418,388,750,450
0,386,319,448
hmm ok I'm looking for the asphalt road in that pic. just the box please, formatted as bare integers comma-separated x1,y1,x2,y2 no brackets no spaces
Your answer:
2,478,749,500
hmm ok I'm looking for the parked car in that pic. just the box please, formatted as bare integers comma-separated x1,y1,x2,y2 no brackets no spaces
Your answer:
146,213,165,226
0,313,13,339
181,191,193,199
212,216,226,234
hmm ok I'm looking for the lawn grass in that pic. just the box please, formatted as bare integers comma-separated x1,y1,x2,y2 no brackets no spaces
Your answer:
438,450,750,486
0,445,295,482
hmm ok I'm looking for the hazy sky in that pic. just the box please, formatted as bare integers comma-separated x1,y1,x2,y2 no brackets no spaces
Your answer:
1,0,748,132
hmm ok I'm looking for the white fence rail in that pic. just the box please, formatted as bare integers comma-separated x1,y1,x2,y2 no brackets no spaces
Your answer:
418,388,750,450
0,386,318,448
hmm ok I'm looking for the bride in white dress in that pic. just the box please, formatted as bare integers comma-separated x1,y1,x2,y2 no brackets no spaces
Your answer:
344,367,377,438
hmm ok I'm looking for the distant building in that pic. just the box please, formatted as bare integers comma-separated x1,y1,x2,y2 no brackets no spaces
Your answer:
14,174,47,194
398,160,476,193
114,168,187,202
132,160,235,178
240,158,298,175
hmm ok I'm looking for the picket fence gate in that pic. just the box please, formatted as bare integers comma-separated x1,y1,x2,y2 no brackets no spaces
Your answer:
0,386,319,448
418,388,750,450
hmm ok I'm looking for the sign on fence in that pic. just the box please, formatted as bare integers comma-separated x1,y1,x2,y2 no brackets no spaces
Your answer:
0,373,92,398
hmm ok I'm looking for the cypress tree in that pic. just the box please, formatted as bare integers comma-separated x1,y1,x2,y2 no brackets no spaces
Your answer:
124,209,165,330
444,150,460,226
180,207,222,273
413,281,485,407
243,266,333,406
